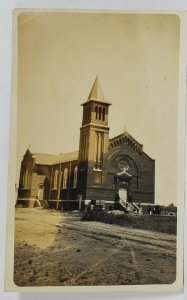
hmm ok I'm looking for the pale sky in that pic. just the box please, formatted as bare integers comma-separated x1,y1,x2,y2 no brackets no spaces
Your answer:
17,12,179,205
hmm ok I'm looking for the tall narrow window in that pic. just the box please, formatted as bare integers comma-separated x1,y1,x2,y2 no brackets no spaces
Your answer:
23,169,29,188
98,133,101,165
94,132,99,163
82,134,87,161
95,106,98,119
98,133,104,169
22,172,25,188
99,107,102,120
94,132,103,170
73,166,78,188
59,171,63,188
63,168,68,189
87,106,90,123
83,108,85,124
102,108,105,121
53,169,59,189
85,107,87,123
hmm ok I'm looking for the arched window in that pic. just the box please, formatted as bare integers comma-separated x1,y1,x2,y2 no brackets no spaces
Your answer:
83,108,86,123
87,106,90,122
84,107,87,123
23,169,29,189
102,108,105,121
59,171,63,188
63,168,68,189
73,166,78,188
22,172,25,188
53,169,59,189
99,107,102,120
95,106,98,119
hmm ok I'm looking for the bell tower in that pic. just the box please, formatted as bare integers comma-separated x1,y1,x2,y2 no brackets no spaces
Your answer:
78,76,112,200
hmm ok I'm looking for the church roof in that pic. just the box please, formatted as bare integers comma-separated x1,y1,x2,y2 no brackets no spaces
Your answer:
109,131,143,154
87,76,105,101
81,76,111,106
53,151,78,164
32,151,79,165
110,131,142,147
33,153,64,165
109,131,154,160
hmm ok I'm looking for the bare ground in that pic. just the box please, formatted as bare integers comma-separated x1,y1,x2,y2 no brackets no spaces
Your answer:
14,208,176,286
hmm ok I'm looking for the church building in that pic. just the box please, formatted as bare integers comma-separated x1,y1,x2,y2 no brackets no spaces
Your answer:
17,77,155,210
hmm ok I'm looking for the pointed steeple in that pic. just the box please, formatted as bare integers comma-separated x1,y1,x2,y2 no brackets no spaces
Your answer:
81,76,111,106
87,76,104,101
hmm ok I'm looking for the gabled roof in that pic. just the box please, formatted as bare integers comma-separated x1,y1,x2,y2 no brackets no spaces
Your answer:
32,150,79,166
109,131,143,147
32,153,64,165
109,131,154,160
109,131,143,154
53,151,78,165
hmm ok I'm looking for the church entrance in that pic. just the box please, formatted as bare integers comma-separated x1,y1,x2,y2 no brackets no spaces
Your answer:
114,175,132,210
113,155,136,206
118,186,128,202
37,184,44,200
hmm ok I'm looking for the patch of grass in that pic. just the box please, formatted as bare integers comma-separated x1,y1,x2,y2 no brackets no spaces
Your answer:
81,211,177,234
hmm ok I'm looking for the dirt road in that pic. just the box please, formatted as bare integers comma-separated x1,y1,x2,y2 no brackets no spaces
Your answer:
14,208,176,286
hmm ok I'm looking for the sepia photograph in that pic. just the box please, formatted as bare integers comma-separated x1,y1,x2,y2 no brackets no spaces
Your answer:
5,11,185,291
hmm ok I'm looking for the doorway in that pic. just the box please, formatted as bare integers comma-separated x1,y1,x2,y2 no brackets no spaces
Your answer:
38,184,44,200
114,175,132,202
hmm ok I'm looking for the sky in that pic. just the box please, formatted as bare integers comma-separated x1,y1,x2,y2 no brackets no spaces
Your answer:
17,12,180,205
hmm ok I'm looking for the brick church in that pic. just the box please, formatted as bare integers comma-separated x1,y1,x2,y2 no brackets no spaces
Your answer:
17,77,155,210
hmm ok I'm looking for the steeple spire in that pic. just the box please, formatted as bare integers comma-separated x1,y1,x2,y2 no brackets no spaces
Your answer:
87,76,104,101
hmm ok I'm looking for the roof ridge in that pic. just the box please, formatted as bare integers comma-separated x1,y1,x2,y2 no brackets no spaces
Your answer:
109,131,142,144
33,152,63,156
52,150,79,165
